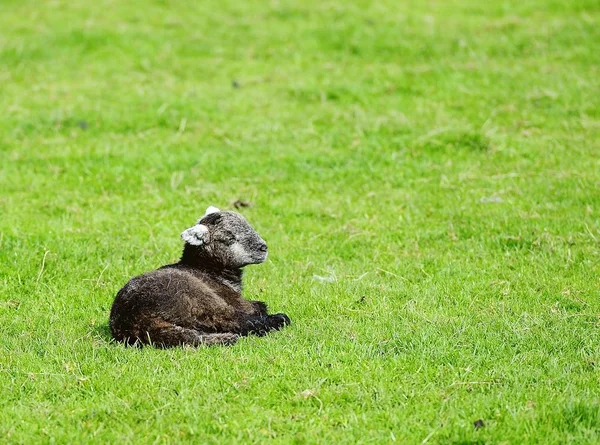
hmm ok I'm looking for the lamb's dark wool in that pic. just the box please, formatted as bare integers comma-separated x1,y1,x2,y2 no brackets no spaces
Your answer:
109,207,290,347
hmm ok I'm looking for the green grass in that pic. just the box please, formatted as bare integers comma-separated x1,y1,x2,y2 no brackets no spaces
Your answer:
1,0,599,442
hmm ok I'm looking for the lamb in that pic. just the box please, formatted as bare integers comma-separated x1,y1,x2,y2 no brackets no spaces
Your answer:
109,206,290,347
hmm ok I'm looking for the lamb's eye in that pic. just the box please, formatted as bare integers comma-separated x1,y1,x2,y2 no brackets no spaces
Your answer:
217,231,236,245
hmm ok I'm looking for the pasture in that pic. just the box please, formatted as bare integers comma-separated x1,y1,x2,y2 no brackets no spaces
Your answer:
1,0,599,442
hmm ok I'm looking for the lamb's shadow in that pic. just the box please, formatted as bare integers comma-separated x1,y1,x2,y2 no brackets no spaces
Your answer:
92,322,146,349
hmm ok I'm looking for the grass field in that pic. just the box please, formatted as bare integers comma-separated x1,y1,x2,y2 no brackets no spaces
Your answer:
1,0,600,442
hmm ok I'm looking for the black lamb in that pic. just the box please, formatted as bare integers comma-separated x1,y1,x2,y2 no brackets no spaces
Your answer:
109,206,290,347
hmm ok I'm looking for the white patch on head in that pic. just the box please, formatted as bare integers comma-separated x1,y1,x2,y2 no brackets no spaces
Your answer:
205,206,220,215
181,224,209,246
231,242,254,264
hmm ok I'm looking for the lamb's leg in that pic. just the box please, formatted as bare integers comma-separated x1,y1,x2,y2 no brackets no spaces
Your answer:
236,313,291,337
140,323,239,348
267,313,291,330
250,300,268,316
196,332,240,346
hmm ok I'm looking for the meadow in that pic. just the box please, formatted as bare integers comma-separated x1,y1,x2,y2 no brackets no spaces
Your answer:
1,0,599,442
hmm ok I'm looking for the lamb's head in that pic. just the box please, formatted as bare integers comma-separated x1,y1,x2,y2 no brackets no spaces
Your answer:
181,206,268,268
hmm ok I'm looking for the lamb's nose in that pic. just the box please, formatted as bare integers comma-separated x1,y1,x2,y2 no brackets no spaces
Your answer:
259,243,268,252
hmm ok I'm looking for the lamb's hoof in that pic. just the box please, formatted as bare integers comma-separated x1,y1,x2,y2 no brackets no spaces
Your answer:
216,333,240,345
200,333,239,346
268,313,291,330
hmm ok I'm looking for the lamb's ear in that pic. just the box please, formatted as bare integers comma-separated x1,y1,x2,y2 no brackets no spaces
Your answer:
181,224,209,246
205,206,220,216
